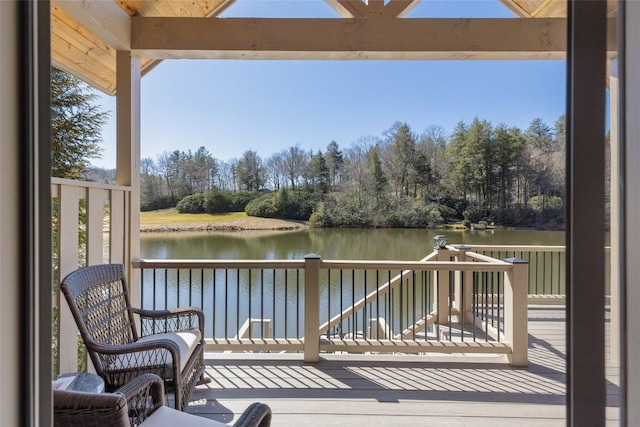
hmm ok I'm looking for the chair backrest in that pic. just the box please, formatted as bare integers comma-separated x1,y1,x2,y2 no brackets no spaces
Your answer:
60,264,138,370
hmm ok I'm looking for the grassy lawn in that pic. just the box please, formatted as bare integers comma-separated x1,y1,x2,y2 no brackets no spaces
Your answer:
140,209,247,226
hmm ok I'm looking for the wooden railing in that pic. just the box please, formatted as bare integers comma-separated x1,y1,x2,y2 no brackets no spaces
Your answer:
51,177,131,374
463,244,611,303
48,179,608,373
133,247,530,366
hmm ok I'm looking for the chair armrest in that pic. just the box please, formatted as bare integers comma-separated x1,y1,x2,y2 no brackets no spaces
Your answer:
116,373,165,425
133,307,205,336
234,402,272,427
54,388,129,426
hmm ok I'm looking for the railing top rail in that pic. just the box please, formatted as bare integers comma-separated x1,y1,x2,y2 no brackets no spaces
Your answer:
133,258,306,269
466,251,512,263
320,260,512,272
51,177,131,192
134,258,512,272
459,244,566,252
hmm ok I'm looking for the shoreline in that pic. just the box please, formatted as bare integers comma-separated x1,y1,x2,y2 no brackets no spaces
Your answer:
140,217,309,233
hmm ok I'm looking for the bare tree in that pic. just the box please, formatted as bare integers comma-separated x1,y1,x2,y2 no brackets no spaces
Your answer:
281,144,307,190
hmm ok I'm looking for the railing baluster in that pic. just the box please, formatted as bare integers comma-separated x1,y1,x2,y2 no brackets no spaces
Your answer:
296,269,300,339
152,269,156,310
473,271,477,342
426,269,430,342
271,269,275,338
461,271,465,342
412,270,416,340
351,269,355,337
188,269,193,306
490,273,496,327
212,269,216,338
140,269,145,309
376,270,380,340
557,252,561,295
248,269,252,339
327,270,331,339
338,269,344,339
261,269,265,339
543,252,547,294
484,271,489,342
435,270,439,341
387,270,392,339
363,270,367,340
497,272,501,342
400,275,404,341
448,270,452,341
177,269,180,309
535,252,539,294
284,269,288,339
224,269,228,339
236,269,240,337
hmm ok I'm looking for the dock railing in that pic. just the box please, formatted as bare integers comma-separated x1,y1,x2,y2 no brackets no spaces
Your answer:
133,245,530,366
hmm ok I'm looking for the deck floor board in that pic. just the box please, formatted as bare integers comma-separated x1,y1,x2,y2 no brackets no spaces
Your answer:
188,307,620,426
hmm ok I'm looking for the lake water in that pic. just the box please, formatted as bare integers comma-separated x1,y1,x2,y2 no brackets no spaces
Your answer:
140,228,565,261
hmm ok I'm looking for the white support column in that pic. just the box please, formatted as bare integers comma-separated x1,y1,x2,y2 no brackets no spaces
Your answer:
504,257,529,367
116,51,141,307
608,58,620,365
303,254,321,363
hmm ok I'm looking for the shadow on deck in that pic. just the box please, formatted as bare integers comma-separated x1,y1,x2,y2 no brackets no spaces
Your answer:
188,307,619,426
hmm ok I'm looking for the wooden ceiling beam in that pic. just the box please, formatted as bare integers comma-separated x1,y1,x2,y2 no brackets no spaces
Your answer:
132,17,573,60
53,0,131,51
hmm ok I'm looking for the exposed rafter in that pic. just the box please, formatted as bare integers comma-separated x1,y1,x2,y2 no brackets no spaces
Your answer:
326,0,420,18
132,17,569,60
207,0,238,18
498,0,533,17
384,0,421,18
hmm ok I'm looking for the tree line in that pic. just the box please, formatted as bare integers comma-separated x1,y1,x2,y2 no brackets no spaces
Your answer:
134,116,567,228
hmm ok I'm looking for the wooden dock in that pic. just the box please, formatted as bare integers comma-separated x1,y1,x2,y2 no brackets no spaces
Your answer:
189,307,620,426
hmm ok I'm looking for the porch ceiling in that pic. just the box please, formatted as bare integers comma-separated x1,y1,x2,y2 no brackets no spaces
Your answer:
50,0,617,95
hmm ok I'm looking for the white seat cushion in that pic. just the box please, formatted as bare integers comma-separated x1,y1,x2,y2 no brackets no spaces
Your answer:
142,406,227,427
109,330,201,377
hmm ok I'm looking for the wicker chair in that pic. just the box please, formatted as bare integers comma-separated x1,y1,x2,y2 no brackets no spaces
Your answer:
54,373,272,427
60,264,205,411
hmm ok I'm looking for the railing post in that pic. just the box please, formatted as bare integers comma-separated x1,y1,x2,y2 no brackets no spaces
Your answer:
454,245,474,323
304,254,321,363
434,247,451,326
504,257,529,367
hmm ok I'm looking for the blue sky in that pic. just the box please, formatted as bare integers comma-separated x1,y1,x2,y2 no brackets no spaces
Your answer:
92,0,566,169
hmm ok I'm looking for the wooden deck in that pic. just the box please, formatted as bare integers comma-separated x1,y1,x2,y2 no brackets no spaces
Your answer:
188,307,620,426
